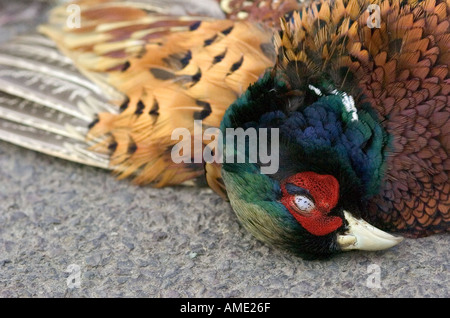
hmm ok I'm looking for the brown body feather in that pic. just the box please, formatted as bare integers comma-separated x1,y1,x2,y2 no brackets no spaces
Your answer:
361,0,449,236
40,0,448,236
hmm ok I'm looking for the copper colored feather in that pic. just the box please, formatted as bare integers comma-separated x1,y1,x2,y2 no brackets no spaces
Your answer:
362,0,450,236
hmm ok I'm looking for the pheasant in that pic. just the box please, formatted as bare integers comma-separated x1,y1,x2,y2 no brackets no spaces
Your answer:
0,0,448,258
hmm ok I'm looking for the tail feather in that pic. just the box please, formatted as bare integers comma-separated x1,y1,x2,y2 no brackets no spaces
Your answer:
0,117,110,169
0,34,115,169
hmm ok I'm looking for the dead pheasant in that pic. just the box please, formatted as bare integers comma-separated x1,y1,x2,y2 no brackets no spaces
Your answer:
0,0,448,258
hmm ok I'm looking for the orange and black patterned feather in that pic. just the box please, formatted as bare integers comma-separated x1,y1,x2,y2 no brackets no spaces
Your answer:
40,0,275,187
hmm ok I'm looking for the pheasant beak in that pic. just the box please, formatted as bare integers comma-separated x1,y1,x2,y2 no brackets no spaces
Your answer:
337,210,404,251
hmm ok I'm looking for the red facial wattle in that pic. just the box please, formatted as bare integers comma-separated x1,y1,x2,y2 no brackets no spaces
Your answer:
280,172,342,236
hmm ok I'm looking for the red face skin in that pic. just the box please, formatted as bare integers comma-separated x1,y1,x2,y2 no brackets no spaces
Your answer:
280,172,342,236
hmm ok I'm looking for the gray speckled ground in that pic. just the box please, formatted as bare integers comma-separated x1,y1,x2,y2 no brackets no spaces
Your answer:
0,141,449,297
0,0,449,299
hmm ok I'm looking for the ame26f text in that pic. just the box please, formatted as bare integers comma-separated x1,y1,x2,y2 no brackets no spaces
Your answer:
180,302,271,314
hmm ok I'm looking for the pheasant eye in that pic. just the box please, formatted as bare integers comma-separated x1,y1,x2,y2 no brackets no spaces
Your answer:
294,195,315,213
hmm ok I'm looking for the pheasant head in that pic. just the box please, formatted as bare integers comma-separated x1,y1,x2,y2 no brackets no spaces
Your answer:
219,5,413,258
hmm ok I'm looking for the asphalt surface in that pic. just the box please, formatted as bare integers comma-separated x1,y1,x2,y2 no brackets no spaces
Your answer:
0,141,449,297
0,0,448,298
